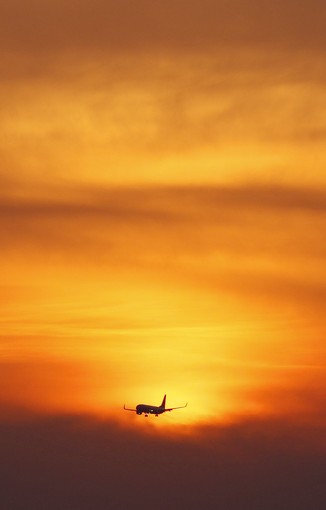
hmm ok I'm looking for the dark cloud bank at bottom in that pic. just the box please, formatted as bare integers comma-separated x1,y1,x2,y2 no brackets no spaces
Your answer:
0,413,324,510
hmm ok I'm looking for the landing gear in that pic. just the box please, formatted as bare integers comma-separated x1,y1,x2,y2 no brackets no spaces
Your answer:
145,414,148,417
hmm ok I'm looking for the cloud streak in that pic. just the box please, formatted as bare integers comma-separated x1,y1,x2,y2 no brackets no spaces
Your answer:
1,184,325,325
1,183,325,269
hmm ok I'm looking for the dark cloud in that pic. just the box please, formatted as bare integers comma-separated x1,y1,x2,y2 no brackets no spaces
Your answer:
1,184,325,271
1,184,325,253
0,412,325,510
1,0,326,55
1,183,326,220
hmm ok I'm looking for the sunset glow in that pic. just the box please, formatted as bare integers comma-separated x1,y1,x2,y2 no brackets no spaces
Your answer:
1,0,326,434
1,180,325,429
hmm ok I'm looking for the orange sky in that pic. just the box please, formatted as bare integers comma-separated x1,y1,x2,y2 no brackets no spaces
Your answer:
1,0,326,430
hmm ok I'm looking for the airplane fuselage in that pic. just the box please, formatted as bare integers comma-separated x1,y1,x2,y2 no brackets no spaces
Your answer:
124,394,187,417
136,404,164,416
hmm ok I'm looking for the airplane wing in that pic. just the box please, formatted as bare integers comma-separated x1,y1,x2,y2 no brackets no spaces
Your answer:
123,405,136,412
165,403,188,412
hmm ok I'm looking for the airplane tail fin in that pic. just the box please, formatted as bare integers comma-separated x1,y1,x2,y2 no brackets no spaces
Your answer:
160,394,166,409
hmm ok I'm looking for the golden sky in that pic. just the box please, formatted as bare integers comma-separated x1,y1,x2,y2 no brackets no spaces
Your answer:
1,0,326,431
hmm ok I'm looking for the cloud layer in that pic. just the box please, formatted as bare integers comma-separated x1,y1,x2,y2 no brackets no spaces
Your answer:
2,0,326,54
0,412,325,510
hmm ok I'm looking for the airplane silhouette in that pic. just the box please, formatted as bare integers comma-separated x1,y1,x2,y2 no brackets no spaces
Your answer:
124,394,187,417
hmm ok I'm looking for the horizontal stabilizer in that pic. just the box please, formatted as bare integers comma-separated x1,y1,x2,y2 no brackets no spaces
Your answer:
124,404,136,412
165,402,188,412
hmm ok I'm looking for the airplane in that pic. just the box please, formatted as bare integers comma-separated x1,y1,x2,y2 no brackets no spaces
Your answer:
124,394,187,417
